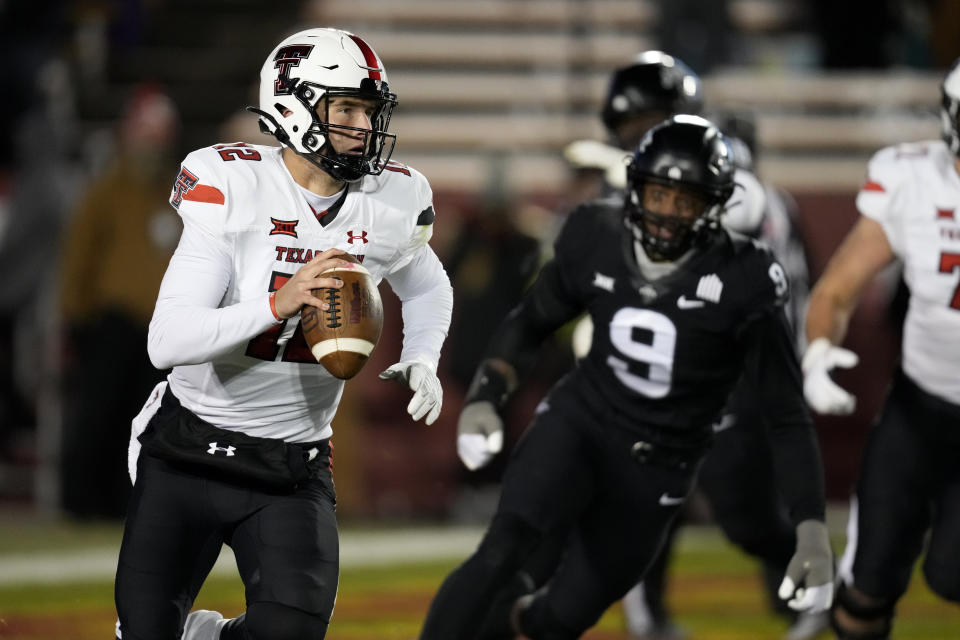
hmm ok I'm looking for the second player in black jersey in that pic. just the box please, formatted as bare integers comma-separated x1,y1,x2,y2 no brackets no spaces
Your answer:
419,115,834,640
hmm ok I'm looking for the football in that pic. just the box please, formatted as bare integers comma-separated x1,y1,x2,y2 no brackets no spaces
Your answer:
301,254,383,379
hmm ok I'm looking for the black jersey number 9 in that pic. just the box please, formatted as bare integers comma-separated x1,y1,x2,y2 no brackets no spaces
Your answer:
605,308,677,398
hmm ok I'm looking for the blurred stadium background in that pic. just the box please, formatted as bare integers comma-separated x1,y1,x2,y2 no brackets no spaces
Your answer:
1,0,959,638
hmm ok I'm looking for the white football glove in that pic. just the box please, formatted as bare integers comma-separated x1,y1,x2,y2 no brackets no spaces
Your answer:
801,337,860,415
779,519,835,613
379,361,443,425
456,401,504,471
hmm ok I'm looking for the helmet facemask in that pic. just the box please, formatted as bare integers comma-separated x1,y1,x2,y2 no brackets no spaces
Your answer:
292,81,397,182
624,115,735,262
942,58,960,157
625,178,723,261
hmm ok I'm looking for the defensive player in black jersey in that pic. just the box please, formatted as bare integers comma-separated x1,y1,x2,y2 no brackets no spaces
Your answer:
512,53,824,640
418,115,834,640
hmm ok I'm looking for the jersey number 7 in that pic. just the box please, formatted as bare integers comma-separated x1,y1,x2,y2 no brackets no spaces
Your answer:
940,252,960,310
245,271,320,364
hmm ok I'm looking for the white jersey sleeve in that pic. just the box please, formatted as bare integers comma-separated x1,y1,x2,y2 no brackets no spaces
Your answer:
378,162,439,273
363,161,453,371
855,140,960,406
855,144,911,255
388,243,453,371
149,148,278,370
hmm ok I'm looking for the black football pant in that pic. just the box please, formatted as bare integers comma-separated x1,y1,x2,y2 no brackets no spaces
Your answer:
485,399,798,637
115,452,338,640
419,394,700,639
697,403,797,617
840,370,960,607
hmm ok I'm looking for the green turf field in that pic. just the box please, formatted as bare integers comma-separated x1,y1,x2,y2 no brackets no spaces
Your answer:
0,516,957,639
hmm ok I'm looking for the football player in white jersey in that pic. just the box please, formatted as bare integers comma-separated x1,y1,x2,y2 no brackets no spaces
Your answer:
803,58,960,639
112,28,453,640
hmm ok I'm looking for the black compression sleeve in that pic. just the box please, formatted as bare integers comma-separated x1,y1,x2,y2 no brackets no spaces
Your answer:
464,361,514,409
742,309,827,523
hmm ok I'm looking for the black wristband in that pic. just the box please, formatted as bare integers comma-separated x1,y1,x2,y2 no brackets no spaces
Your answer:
464,361,513,409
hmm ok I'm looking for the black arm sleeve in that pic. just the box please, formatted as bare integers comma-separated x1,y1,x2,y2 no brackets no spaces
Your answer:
741,308,827,523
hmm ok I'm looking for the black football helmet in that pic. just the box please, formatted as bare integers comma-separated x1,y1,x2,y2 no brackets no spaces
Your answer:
625,115,735,261
712,110,757,172
942,57,960,157
601,51,704,141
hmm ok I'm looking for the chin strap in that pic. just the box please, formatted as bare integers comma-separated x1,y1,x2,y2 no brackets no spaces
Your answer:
247,106,290,145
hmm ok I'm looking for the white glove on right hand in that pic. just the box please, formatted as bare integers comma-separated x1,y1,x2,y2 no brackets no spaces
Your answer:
379,361,443,425
801,337,860,415
456,401,504,471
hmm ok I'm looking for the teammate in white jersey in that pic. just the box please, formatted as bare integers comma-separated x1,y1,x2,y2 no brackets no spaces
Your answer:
113,28,453,640
803,58,960,639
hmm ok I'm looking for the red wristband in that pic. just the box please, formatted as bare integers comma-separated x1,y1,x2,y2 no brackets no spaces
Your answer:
269,291,282,321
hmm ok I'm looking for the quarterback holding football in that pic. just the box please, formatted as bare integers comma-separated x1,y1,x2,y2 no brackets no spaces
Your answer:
114,27,452,640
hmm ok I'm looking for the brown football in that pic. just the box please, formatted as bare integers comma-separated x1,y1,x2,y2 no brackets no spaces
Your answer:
301,254,383,379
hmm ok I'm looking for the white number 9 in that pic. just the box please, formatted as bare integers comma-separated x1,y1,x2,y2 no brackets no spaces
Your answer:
768,262,788,298
605,308,677,398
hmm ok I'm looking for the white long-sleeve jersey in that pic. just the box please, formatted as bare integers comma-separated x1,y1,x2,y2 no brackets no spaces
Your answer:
149,143,452,442
856,140,960,406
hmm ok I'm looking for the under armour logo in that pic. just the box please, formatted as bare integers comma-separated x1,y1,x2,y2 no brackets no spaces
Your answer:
347,230,369,244
207,442,236,456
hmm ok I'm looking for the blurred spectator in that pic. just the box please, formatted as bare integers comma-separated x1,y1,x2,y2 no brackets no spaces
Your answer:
0,54,81,478
811,0,900,68
927,0,960,67
445,201,542,393
656,0,732,73
444,177,545,515
57,83,181,518
0,0,69,171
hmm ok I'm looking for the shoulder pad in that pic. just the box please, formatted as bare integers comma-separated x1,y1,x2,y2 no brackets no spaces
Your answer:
732,237,790,312
171,148,224,210
360,159,433,216
855,142,933,222
361,159,438,264
171,144,281,235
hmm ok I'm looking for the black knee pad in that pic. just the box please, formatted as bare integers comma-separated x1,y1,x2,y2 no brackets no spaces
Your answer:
923,561,960,603
830,582,893,640
243,601,328,640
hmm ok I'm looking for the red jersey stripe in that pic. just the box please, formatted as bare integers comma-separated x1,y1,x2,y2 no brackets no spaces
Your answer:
184,184,225,205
